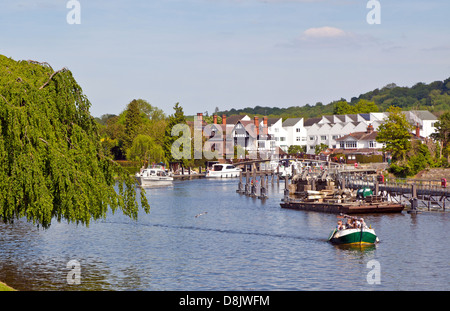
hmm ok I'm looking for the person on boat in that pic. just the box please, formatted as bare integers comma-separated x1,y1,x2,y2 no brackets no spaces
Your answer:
359,218,366,229
336,220,344,231
345,218,353,229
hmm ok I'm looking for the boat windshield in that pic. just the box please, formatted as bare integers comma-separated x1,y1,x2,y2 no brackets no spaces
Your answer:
226,166,235,170
213,165,223,171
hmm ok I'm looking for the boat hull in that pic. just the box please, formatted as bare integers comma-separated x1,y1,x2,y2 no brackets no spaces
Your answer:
329,228,378,245
280,201,404,214
136,176,173,186
206,171,240,178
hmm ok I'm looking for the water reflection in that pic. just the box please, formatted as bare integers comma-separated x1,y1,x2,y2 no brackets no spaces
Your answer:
0,179,449,291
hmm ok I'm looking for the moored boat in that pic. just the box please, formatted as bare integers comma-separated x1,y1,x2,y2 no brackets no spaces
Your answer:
206,164,241,178
135,165,173,186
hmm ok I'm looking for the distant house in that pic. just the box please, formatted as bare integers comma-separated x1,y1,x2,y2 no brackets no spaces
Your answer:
264,117,287,152
335,124,380,151
282,118,307,151
403,110,438,138
194,110,438,160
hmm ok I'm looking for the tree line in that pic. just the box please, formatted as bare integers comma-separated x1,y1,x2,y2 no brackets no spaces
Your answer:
217,77,450,120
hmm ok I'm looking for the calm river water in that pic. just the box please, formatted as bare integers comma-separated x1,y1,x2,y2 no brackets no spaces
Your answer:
0,178,449,291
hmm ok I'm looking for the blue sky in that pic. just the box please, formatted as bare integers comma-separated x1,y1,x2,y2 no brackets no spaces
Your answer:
1,0,449,117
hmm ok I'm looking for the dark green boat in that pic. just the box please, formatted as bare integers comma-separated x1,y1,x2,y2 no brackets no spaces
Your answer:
328,214,379,245
328,227,379,245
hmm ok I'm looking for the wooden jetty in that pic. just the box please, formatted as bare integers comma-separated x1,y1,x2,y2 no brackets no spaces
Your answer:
173,173,206,179
279,166,405,214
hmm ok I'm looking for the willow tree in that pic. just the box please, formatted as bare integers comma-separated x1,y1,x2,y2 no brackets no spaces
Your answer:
0,55,149,228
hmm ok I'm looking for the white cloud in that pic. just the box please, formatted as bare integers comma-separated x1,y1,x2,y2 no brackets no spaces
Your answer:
302,26,349,39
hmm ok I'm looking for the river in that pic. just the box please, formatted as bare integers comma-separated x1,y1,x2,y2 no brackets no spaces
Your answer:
0,178,449,291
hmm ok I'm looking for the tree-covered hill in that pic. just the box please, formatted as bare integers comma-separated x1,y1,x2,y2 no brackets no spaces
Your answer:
217,77,450,119
0,55,149,228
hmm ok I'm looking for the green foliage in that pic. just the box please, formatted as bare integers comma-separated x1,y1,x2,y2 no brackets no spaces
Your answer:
217,77,450,119
332,99,379,115
0,55,149,228
163,103,189,166
126,134,165,164
288,145,306,154
388,140,434,177
124,99,142,150
376,106,414,162
431,111,450,146
98,99,167,160
314,143,328,155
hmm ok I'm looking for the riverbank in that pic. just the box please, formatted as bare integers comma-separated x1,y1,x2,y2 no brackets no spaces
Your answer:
0,281,15,291
413,168,450,180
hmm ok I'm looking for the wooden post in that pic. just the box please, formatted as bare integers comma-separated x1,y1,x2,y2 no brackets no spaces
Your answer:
277,166,280,185
237,167,244,193
245,170,250,196
284,175,289,202
410,184,418,213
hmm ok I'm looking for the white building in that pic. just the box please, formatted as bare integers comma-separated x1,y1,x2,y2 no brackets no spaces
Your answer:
403,110,437,138
282,118,307,151
264,117,287,152
202,110,437,158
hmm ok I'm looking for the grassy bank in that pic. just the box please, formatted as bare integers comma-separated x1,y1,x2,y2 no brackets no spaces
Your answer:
0,281,16,291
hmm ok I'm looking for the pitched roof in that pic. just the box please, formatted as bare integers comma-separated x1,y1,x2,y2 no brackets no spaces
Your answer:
267,117,281,126
282,118,302,127
410,110,438,120
303,117,321,127
336,131,378,141
225,115,248,125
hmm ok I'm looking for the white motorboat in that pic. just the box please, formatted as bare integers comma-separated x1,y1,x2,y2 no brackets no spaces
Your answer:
277,159,303,178
135,165,173,186
206,164,241,178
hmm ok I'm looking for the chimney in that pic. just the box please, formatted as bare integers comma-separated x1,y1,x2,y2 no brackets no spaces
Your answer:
222,114,226,125
263,116,268,135
254,116,259,137
416,123,420,137
197,112,203,124
366,123,374,134
213,114,217,124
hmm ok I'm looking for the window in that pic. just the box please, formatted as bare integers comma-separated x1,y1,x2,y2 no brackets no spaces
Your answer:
296,128,301,132
274,128,279,132
309,136,315,141
369,141,376,148
302,137,307,141
332,135,339,140
321,135,327,140
280,137,286,142
340,142,344,148
345,141,357,149
296,137,301,141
